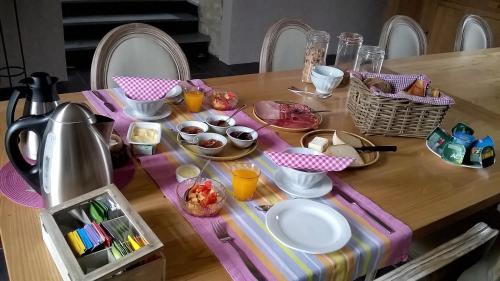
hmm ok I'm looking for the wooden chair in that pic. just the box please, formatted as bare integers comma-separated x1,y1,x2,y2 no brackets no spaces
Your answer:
91,23,190,90
379,15,427,59
259,18,312,73
454,15,493,52
375,222,498,281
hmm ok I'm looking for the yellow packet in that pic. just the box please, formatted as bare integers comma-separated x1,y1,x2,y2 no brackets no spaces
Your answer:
127,235,141,251
67,231,86,256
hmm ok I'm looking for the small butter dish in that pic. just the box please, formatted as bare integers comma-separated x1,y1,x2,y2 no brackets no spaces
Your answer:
308,136,329,152
176,164,201,183
127,122,161,155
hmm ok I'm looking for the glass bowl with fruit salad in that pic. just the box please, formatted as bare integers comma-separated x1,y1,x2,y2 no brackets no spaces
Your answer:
176,177,226,217
210,89,239,111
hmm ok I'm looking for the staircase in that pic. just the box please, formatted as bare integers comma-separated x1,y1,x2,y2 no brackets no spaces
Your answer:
61,0,210,68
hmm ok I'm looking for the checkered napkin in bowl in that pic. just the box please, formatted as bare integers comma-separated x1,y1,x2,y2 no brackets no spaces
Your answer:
351,71,455,106
113,76,180,101
264,151,353,172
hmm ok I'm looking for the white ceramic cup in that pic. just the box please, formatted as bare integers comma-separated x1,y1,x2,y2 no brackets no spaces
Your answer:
311,65,344,94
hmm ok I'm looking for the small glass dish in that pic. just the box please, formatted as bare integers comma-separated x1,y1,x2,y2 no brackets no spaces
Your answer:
176,177,226,217
210,89,239,111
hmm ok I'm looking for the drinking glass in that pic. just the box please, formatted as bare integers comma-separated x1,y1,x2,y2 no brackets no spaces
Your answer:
354,45,385,73
334,32,363,72
302,30,330,83
231,163,260,201
184,89,204,112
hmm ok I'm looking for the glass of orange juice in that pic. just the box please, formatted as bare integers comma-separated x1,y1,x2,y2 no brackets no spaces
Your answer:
184,89,204,112
231,163,261,201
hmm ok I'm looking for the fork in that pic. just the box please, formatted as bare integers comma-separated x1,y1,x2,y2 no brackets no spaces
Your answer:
91,90,116,112
212,221,267,281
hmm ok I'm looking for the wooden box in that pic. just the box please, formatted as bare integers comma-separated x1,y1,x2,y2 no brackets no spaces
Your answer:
40,184,165,281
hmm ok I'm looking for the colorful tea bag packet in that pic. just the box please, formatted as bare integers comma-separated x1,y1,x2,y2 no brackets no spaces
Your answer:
76,228,93,253
427,123,495,167
93,222,112,247
67,230,86,256
89,200,109,223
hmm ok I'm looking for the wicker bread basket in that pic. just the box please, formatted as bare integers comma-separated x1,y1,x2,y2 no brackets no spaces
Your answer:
347,76,451,138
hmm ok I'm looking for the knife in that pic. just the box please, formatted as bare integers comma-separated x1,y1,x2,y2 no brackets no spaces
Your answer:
91,90,116,112
336,189,395,233
355,145,397,152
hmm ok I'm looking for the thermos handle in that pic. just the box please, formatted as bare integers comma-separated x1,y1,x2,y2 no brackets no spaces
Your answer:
5,114,50,193
6,87,24,127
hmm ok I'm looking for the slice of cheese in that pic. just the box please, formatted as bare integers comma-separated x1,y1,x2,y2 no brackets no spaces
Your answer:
326,144,364,166
332,132,346,146
333,131,362,147
308,136,329,152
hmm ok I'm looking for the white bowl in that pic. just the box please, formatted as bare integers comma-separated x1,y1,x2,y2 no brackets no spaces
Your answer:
280,147,327,189
193,133,227,156
175,164,201,183
205,114,236,135
176,121,209,143
124,94,167,116
226,126,258,148
165,85,183,104
311,66,344,94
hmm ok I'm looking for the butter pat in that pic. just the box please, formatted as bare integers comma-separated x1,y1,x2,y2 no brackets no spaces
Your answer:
308,136,329,152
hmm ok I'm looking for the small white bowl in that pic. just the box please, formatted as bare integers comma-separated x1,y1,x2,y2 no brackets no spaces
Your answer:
226,126,258,148
165,85,183,104
193,133,228,156
311,65,344,94
205,114,236,135
175,164,201,183
124,94,167,116
279,147,327,189
177,121,209,143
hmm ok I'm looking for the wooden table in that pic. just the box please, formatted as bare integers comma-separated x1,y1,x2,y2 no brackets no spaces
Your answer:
1,48,499,280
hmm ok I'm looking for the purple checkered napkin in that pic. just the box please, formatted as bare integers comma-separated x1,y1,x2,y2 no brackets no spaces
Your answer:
264,151,353,172
113,76,179,101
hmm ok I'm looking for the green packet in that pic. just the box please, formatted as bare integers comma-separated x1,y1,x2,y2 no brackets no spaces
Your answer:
442,143,466,165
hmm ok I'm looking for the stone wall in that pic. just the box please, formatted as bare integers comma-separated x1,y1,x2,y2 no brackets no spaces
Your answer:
198,0,223,57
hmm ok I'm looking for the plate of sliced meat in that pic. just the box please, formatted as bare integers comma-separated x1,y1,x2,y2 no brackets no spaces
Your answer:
253,100,323,132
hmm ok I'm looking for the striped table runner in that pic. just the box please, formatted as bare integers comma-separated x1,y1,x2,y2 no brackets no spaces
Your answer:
83,88,411,281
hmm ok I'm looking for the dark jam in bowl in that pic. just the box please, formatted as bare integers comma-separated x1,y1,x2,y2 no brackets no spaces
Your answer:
210,120,229,127
181,126,203,134
198,139,223,148
230,131,253,140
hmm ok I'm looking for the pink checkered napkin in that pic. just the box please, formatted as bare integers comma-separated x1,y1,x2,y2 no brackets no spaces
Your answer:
113,76,179,101
264,151,353,172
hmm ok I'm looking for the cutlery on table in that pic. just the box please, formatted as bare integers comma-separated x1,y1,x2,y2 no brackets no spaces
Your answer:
336,189,395,234
91,90,116,112
355,145,397,152
288,86,331,99
226,104,247,120
212,221,267,281
235,123,272,138
255,204,273,212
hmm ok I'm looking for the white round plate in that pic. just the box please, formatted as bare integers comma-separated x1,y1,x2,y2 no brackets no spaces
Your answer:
124,103,172,121
273,168,332,198
265,199,351,254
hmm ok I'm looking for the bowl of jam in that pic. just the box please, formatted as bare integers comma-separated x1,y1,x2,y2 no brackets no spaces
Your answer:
226,126,258,148
205,114,236,135
176,121,209,143
193,132,228,156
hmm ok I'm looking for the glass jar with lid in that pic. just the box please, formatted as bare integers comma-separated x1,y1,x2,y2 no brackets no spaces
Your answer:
301,30,330,83
334,32,363,72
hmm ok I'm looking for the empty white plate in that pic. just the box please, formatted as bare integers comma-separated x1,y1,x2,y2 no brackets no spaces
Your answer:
266,199,351,254
274,168,332,198
124,103,172,121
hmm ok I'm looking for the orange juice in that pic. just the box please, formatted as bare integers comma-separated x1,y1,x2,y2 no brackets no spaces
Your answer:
184,90,204,112
232,165,260,201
